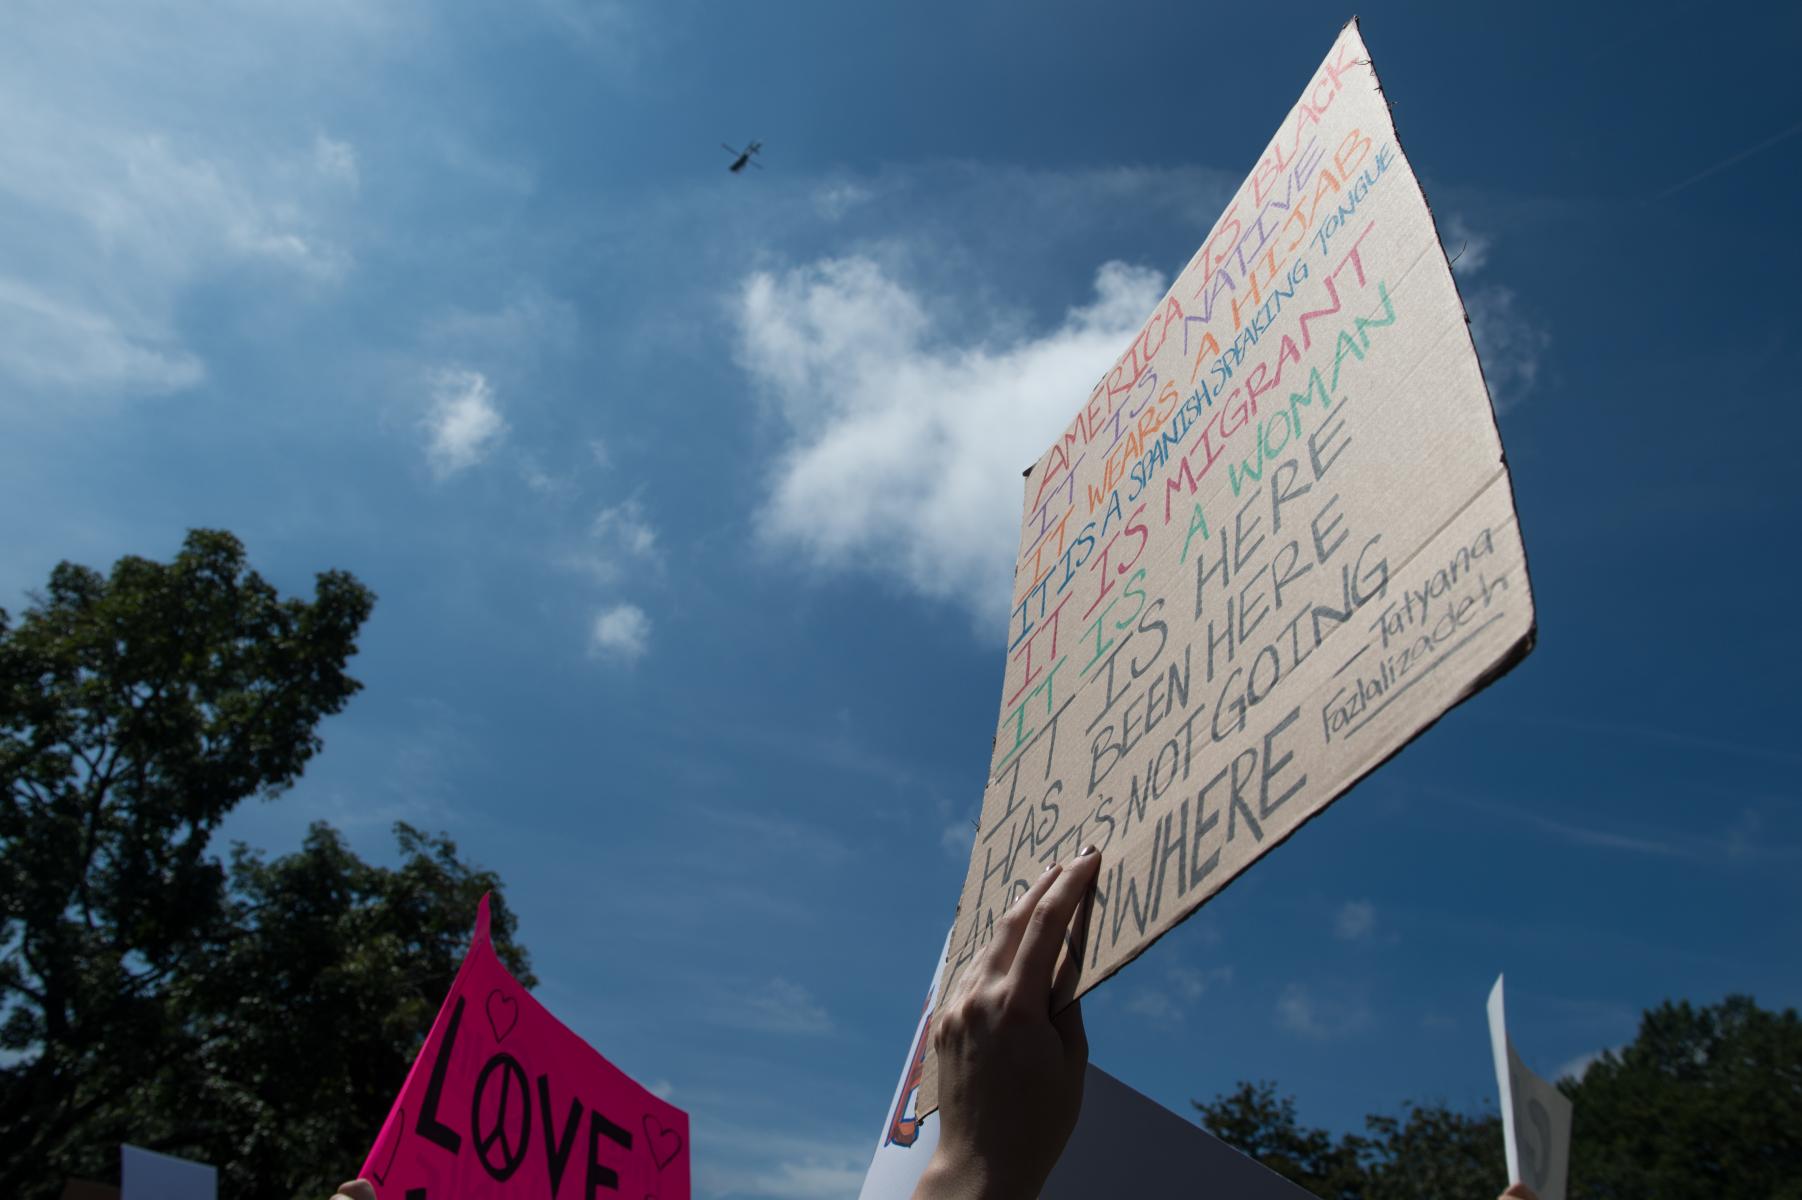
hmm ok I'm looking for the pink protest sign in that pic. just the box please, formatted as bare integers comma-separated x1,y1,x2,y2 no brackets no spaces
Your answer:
360,896,690,1200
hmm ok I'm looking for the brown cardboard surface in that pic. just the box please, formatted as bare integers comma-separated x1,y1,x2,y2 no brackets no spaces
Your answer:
919,19,1535,1113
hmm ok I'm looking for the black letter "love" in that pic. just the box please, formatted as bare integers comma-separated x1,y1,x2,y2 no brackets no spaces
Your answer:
415,998,465,1154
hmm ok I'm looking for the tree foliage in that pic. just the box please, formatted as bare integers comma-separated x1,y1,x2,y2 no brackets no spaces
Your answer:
1198,995,1802,1200
1195,1081,1371,1199
157,821,534,1199
1,530,374,1191
1568,995,1802,1200
0,531,531,1198
1357,1102,1504,1200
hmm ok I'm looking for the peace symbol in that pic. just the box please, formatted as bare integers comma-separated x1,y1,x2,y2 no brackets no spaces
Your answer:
471,1052,533,1181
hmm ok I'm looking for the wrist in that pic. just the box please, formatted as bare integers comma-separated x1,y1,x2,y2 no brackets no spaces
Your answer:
914,1148,984,1200
912,1150,973,1200
912,1144,1033,1200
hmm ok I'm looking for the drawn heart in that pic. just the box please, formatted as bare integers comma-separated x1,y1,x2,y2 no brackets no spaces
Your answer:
370,1111,403,1185
642,1114,684,1171
486,989,519,1043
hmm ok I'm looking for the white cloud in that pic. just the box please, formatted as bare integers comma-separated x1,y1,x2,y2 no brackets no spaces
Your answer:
695,1123,869,1200
1125,990,1183,1024
312,133,360,190
0,278,204,395
734,255,1167,624
422,368,507,476
1442,213,1491,275
1183,913,1225,947
1556,1045,1617,1082
1334,899,1376,941
0,4,364,400
1276,983,1370,1039
690,804,853,865
563,498,661,584
1466,285,1551,411
529,0,633,52
593,499,657,558
941,819,975,860
588,602,651,663
1171,964,1230,1000
711,977,833,1036
425,288,579,359
729,1157,866,1200
649,1079,675,1100
1453,790,1802,863
0,128,350,399
516,453,573,498
1127,964,1232,1026
813,180,872,221
71,131,349,281
1277,986,1326,1037
1435,216,1548,411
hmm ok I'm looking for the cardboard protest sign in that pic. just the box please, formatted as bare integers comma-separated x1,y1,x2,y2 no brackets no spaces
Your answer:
1488,976,1573,1200
923,17,1535,1111
360,896,690,1200
862,929,1314,1199
121,1145,216,1200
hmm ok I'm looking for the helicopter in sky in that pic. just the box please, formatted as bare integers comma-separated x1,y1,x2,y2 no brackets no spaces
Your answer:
722,141,764,173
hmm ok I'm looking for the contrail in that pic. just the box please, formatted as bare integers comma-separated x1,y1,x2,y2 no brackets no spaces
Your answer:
1654,118,1802,200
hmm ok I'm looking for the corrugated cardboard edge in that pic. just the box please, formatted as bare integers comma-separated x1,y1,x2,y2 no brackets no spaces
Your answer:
916,14,1539,1119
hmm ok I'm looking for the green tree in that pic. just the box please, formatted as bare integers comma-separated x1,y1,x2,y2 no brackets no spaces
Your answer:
1198,1084,1508,1199
1195,1081,1370,1200
1198,996,1802,1200
1568,995,1802,1200
0,531,374,1195
155,821,534,1199
1360,1103,1504,1200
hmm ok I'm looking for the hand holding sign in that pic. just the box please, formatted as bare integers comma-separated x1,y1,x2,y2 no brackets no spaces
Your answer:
916,849,1100,1200
359,896,689,1199
861,913,1320,1200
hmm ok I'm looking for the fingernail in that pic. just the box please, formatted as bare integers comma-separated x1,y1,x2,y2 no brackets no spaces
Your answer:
1076,844,1098,858
1042,861,1059,876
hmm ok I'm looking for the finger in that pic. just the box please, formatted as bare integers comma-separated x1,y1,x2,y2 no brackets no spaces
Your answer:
1052,993,1088,1070
1048,870,1095,1014
336,1181,378,1200
1008,847,1101,999
980,861,1064,979
1049,866,1096,1012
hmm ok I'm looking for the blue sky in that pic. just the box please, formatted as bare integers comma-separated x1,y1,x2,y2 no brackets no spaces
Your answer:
4,0,1800,1194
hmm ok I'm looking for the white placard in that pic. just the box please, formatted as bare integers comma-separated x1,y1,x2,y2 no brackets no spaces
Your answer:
1487,975,1573,1200
121,1145,216,1200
